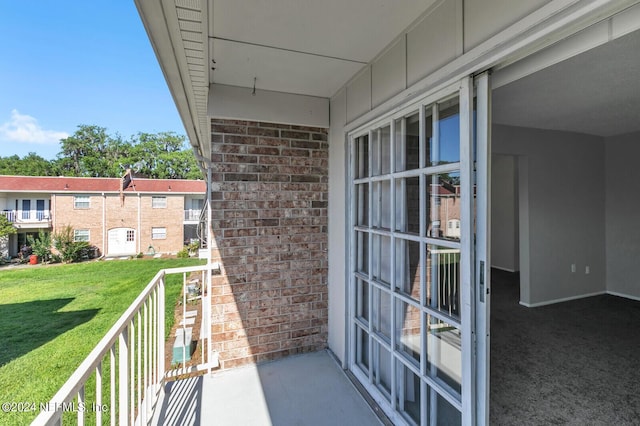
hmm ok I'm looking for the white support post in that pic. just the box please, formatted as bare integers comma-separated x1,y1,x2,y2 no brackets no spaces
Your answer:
143,299,149,421
137,311,142,424
110,347,116,426
207,160,213,374
77,386,84,426
129,319,135,425
96,362,102,426
119,327,129,426
158,276,166,389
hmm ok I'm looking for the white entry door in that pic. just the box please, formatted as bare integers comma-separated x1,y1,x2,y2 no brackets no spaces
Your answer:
108,228,136,256
348,74,491,425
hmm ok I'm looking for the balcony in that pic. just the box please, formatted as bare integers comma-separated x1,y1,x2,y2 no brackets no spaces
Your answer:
183,209,202,223
32,263,379,425
1,210,52,229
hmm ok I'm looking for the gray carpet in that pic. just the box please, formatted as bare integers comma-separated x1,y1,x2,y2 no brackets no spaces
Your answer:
490,269,640,425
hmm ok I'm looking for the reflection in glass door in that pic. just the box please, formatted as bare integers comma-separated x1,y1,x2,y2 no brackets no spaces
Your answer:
349,78,482,425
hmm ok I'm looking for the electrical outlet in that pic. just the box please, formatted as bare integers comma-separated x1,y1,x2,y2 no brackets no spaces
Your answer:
571,264,576,273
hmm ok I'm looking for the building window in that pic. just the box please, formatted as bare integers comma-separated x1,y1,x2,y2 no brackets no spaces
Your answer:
74,195,90,209
152,227,167,240
74,229,90,242
152,196,167,208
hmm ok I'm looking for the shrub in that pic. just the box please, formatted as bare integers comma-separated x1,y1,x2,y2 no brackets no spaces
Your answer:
53,225,90,263
27,230,52,263
177,247,190,258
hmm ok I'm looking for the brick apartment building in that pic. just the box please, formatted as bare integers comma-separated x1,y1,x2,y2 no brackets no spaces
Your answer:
0,175,205,259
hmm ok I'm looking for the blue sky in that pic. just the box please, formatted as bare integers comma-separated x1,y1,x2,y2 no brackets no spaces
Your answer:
0,1,184,160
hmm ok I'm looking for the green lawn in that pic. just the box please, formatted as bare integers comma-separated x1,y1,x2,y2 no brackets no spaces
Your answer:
0,258,204,425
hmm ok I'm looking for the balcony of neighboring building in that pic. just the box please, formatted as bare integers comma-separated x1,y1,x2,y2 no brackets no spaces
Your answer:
183,208,202,224
184,196,205,224
1,209,52,229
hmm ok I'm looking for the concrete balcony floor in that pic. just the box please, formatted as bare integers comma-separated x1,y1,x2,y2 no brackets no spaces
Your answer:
153,350,382,425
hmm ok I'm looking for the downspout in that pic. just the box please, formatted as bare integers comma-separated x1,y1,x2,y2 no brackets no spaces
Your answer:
102,193,106,257
137,193,141,254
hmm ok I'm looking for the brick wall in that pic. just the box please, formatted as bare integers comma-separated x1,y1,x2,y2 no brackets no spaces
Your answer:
208,118,329,369
53,193,186,255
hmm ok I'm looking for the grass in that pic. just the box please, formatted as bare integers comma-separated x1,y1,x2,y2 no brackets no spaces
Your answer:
0,258,204,425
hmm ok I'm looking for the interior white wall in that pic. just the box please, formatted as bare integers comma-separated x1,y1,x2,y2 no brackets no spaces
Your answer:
491,154,518,272
605,131,640,300
493,124,606,306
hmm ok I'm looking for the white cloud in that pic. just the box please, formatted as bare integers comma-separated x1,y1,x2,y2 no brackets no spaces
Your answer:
0,109,69,144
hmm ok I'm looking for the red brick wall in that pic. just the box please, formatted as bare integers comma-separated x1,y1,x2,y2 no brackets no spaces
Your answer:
208,118,329,369
53,193,187,255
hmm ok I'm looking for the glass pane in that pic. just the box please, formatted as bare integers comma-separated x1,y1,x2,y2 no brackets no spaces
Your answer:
372,287,391,340
380,125,391,175
372,235,391,286
426,244,460,319
356,183,369,227
424,105,433,167
372,180,391,229
431,389,462,426
395,112,420,172
373,340,392,398
426,385,462,425
371,129,379,176
381,180,391,229
356,231,369,275
396,299,421,364
395,238,421,301
426,171,460,242
430,97,460,165
426,314,461,394
357,326,370,373
355,134,369,178
397,361,421,425
395,176,420,234
356,279,369,322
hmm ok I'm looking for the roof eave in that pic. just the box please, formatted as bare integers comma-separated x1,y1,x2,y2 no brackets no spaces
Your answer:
134,0,211,174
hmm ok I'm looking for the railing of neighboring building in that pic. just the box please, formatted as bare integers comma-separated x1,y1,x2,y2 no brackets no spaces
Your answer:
183,209,201,221
430,248,461,317
31,263,215,426
1,210,51,223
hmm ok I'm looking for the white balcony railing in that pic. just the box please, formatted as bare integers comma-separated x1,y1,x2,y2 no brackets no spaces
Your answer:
32,263,215,426
184,209,201,221
1,210,51,223
430,249,460,317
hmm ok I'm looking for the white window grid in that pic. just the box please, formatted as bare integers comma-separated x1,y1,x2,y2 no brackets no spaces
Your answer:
151,227,167,240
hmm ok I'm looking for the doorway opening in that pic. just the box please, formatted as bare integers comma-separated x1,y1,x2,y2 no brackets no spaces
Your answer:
489,27,640,424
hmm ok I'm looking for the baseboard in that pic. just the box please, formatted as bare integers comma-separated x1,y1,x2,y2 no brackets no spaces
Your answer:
606,291,640,302
519,291,606,308
491,265,517,273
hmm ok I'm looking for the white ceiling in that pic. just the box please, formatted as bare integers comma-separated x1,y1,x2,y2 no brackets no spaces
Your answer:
210,0,435,98
493,29,640,138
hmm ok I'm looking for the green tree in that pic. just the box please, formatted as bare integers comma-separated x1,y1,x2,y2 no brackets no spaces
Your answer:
126,132,201,179
0,153,58,176
0,125,201,179
56,125,111,176
0,215,16,239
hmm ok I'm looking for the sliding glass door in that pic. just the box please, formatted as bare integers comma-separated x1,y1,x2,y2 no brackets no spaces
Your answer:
349,75,490,425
